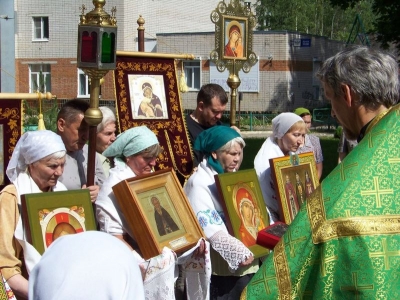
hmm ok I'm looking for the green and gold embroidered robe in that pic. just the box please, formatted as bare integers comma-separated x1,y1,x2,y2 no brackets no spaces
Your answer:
242,104,400,299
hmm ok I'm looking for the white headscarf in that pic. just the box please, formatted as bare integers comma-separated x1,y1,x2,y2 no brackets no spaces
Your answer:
6,130,66,182
272,112,304,139
28,231,145,300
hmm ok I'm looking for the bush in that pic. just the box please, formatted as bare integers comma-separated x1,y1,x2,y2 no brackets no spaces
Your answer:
23,99,60,132
334,126,343,139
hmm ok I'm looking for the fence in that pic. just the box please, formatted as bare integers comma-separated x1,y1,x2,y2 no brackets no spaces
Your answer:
24,101,335,132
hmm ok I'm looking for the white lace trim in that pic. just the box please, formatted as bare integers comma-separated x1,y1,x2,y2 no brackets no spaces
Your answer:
209,230,253,272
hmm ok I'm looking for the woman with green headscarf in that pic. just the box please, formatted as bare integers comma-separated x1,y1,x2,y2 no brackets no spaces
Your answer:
96,126,210,300
184,126,256,299
96,126,161,244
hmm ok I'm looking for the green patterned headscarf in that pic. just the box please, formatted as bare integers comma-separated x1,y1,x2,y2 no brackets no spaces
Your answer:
103,126,158,164
194,126,241,173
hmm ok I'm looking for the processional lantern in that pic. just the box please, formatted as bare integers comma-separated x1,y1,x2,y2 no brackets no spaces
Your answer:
77,0,117,71
77,0,117,185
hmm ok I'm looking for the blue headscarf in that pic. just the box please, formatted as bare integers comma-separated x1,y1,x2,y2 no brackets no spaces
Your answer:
103,126,158,165
194,126,241,174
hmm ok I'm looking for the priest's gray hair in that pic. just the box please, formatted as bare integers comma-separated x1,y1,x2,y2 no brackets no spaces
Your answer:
317,45,399,110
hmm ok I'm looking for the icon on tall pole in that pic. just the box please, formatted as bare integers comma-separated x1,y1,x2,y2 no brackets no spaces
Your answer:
210,0,257,126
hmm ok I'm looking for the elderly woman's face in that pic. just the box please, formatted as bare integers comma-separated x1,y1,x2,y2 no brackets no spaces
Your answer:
29,156,66,191
279,128,306,155
212,141,242,173
96,122,116,153
126,154,157,175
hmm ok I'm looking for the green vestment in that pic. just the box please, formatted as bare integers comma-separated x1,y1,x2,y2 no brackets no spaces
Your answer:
242,104,400,299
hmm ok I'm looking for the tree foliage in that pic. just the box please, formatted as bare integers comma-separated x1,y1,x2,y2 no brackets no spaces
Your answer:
255,0,375,43
328,0,400,53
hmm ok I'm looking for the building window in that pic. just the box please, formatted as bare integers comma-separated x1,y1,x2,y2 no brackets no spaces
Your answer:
29,64,51,93
33,17,49,41
78,69,90,97
77,69,102,98
184,61,201,90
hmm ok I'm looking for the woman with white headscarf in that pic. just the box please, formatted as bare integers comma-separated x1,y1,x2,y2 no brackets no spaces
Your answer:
254,112,306,222
0,130,66,299
96,126,210,300
29,231,144,300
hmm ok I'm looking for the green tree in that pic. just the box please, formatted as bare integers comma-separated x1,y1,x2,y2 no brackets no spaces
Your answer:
255,0,376,43
329,0,400,54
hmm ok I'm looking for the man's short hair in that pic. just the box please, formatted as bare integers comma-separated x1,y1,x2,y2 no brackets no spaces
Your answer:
57,99,90,125
197,83,228,106
317,46,399,110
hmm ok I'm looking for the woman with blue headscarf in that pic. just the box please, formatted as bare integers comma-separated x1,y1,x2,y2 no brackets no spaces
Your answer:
184,126,255,299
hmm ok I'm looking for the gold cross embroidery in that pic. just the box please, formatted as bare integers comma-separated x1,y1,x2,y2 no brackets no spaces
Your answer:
369,238,400,270
174,136,184,155
340,272,374,299
250,271,276,294
330,161,358,181
367,130,386,148
360,176,393,208
286,230,307,258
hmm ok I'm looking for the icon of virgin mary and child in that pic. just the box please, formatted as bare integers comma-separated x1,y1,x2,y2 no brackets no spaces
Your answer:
138,82,164,117
224,21,244,58
235,187,265,247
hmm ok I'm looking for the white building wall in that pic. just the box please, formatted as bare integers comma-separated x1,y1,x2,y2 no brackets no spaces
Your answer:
157,31,345,112
14,0,258,58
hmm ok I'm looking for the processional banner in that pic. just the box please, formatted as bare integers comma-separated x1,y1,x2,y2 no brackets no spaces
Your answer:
113,54,193,184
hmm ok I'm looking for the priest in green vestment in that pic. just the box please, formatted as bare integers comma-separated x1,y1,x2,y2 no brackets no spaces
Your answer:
242,46,400,299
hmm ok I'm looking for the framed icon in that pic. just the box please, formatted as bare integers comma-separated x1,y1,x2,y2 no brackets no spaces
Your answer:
112,168,205,260
21,189,96,254
215,169,271,258
210,1,258,74
270,152,319,224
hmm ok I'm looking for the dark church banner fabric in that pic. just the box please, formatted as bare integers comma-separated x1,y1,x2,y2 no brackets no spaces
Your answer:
0,99,22,189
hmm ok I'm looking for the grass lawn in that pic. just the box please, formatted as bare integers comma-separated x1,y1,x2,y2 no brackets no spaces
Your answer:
242,137,339,181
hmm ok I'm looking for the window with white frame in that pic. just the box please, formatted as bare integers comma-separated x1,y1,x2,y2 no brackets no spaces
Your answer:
184,61,201,90
77,69,102,98
78,69,90,97
33,17,49,41
29,64,51,93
